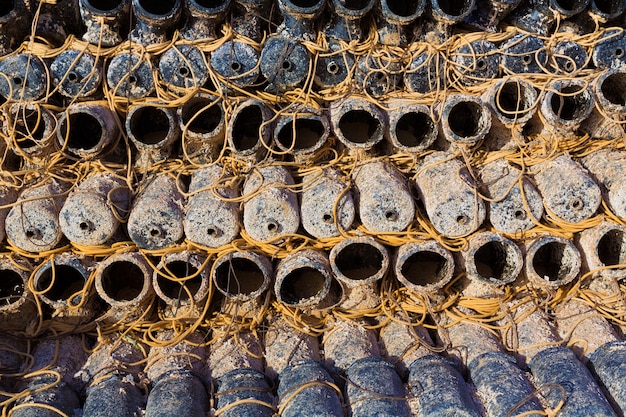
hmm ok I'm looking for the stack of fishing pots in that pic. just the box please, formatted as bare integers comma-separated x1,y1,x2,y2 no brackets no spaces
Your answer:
0,0,626,415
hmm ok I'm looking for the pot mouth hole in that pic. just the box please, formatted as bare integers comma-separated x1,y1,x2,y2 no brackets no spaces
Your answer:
339,0,372,12
386,0,420,16
15,107,48,148
288,0,324,9
87,0,123,12
215,258,266,296
130,106,171,145
338,110,380,144
400,250,449,287
600,72,626,106
0,0,14,17
138,0,178,16
553,0,587,12
549,85,591,121
280,267,326,304
532,241,573,282
61,112,103,151
473,241,516,283
157,261,202,302
181,98,222,135
101,261,144,301
395,111,435,148
593,0,622,14
437,0,471,16
335,242,385,281
232,105,264,152
497,81,533,120
598,229,626,267
447,100,485,138
0,269,24,306
36,265,85,304
195,0,229,9
277,118,325,151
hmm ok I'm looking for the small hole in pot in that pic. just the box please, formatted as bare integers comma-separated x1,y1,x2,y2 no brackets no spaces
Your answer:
456,215,468,225
327,61,340,75
13,77,22,86
322,213,333,223
230,62,242,72
150,228,161,237
385,210,398,221
522,55,533,65
79,221,90,231
282,61,292,71
25,229,41,239
178,66,190,77
514,210,526,220
67,72,79,82
615,48,624,58
570,197,583,210
267,222,278,232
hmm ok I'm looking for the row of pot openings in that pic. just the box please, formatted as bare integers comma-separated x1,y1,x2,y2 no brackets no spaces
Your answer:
1,220,624,327
4,0,623,51
9,68,626,166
